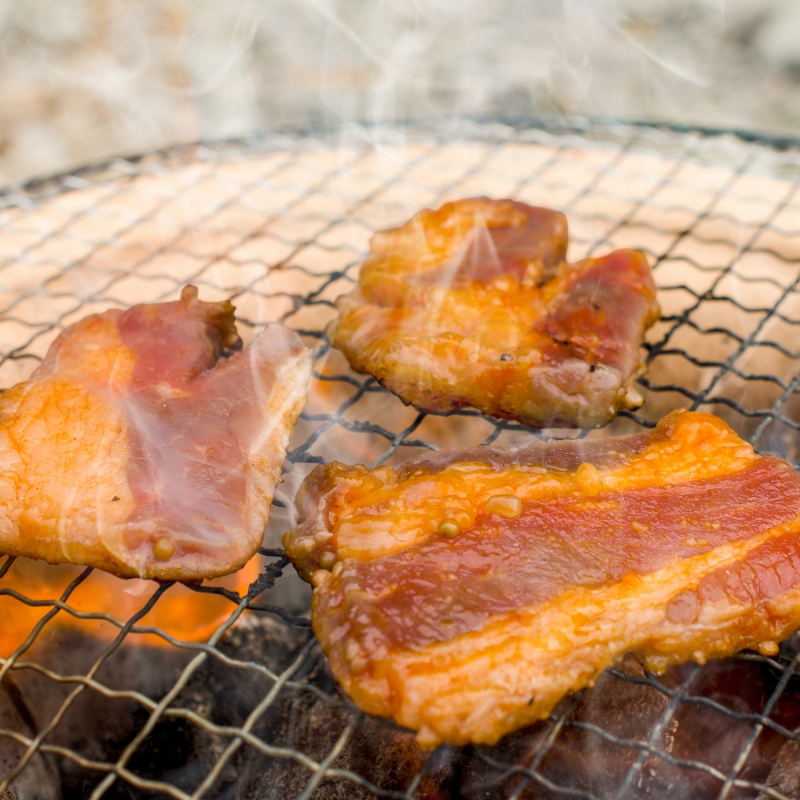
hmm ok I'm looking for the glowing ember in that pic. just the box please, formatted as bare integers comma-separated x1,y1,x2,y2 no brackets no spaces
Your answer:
0,555,260,657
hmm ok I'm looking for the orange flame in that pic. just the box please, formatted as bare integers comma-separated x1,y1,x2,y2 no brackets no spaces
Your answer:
0,556,261,657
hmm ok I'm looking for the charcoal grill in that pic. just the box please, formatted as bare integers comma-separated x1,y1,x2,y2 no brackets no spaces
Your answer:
2,120,800,799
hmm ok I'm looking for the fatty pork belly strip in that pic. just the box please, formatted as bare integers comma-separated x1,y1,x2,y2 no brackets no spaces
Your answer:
0,286,312,580
327,197,660,429
284,411,800,748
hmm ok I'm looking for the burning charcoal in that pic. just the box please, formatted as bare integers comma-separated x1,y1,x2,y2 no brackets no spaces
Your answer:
455,657,670,799
456,654,800,800
145,612,312,797
619,659,777,800
214,646,447,800
411,745,465,800
0,677,60,800
7,612,310,798
753,641,800,800
557,657,672,793
756,737,800,800
8,629,196,797
458,719,552,800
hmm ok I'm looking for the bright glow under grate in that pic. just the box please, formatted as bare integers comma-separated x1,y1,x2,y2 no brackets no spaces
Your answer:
1,121,800,799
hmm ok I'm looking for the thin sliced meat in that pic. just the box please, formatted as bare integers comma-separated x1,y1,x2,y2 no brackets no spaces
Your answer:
284,410,800,748
327,197,659,428
0,286,312,580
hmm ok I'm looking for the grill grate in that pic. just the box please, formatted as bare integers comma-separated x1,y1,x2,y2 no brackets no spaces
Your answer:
1,121,800,798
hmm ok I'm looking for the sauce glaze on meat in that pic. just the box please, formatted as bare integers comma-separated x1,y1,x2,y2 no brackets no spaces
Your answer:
327,197,660,428
0,286,312,580
285,411,800,747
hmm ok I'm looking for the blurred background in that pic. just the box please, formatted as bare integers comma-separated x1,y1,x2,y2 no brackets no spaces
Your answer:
1,0,799,187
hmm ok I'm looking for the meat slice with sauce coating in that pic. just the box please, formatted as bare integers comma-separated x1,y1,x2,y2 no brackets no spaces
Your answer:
0,286,312,581
327,197,660,429
284,411,800,748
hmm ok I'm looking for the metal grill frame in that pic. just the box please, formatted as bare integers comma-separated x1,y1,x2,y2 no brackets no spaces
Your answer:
1,119,800,799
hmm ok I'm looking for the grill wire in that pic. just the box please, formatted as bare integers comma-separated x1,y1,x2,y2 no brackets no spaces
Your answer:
1,120,800,798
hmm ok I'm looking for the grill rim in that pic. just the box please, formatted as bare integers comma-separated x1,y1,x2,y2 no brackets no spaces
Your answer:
4,115,800,206
1,119,800,799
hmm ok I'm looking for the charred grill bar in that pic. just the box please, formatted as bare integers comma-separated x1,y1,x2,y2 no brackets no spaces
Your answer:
1,121,800,797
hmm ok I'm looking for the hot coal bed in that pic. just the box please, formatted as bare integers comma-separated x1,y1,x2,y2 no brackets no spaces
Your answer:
3,121,800,798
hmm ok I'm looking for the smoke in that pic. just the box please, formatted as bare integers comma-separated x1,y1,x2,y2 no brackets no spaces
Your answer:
178,0,787,140
0,0,797,183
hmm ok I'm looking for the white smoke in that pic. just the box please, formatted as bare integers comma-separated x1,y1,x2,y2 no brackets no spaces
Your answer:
0,0,796,184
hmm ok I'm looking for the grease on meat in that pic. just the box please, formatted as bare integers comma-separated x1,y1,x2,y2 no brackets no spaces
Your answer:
0,286,312,580
328,197,660,428
285,411,800,748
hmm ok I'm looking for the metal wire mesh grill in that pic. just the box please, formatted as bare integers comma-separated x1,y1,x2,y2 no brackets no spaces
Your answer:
1,121,800,799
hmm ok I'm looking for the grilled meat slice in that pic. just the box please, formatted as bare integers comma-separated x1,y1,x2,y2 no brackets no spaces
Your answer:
0,286,312,580
285,411,800,748
327,197,659,428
